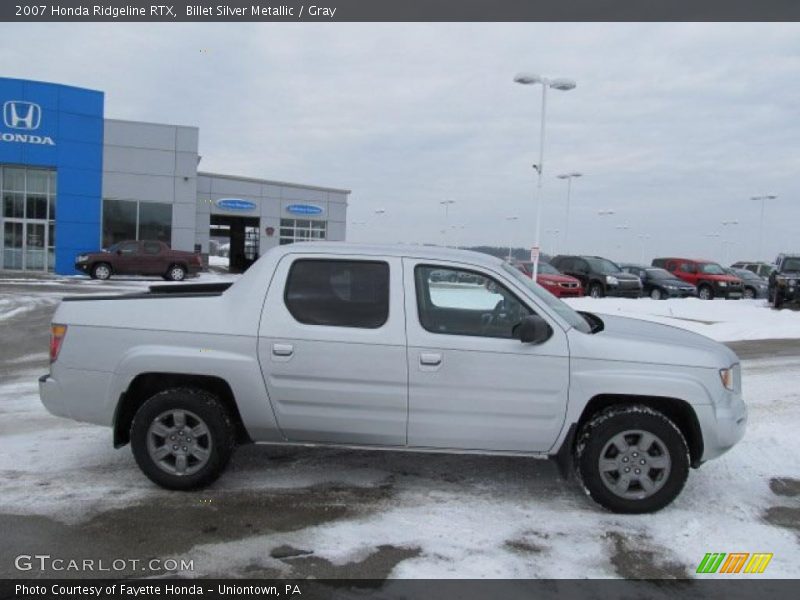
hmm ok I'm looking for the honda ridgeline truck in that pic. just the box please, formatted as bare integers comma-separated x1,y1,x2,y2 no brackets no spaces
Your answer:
40,243,747,513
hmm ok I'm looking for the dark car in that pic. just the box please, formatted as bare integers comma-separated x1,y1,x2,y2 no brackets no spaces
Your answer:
728,268,769,299
75,240,204,281
550,255,642,298
651,257,743,300
768,254,800,309
619,264,697,300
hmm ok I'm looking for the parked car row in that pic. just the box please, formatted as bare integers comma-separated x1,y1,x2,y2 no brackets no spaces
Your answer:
511,253,787,303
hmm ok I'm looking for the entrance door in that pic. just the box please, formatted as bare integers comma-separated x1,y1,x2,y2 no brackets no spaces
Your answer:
403,260,570,453
3,222,23,269
24,223,46,270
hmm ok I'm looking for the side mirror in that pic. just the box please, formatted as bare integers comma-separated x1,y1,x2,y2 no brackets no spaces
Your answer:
516,314,553,345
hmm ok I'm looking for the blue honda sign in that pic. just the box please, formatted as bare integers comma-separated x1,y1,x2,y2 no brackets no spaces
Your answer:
0,77,104,275
286,203,323,216
216,198,257,211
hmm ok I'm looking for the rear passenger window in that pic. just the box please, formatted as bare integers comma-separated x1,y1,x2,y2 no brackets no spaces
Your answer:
285,260,389,328
143,242,161,255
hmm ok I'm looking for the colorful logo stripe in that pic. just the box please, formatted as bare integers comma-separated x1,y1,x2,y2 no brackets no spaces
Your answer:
697,553,773,574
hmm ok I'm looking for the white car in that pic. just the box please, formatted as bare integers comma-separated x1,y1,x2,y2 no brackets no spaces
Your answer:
40,243,746,513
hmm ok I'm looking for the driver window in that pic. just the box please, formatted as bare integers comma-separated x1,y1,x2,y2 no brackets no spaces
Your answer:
415,265,532,339
120,242,138,255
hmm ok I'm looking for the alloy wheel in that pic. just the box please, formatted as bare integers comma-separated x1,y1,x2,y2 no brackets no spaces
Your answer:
598,429,672,500
146,409,212,476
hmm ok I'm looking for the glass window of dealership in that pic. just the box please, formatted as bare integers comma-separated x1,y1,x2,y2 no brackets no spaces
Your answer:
0,77,350,274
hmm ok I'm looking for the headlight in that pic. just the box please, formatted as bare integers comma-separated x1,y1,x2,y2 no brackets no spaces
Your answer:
719,281,728,287
719,367,735,391
606,275,619,285
76,254,89,262
665,285,676,289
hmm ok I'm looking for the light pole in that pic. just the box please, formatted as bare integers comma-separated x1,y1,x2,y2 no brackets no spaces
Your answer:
750,195,777,260
514,72,577,281
637,234,651,264
439,200,455,247
557,172,582,252
721,220,739,265
450,224,465,249
505,216,519,261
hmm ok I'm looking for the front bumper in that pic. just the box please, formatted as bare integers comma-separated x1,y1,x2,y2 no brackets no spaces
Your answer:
714,285,744,299
74,262,90,274
696,391,747,463
607,286,642,298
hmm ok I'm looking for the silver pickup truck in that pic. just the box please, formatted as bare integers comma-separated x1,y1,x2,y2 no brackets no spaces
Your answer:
40,243,746,513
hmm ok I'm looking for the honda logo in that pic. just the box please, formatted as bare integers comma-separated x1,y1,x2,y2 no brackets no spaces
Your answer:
3,101,41,130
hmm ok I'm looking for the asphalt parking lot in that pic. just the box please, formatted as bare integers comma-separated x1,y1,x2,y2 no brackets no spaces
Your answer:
1,278,798,579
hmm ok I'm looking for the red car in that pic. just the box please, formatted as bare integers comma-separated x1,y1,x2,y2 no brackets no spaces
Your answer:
651,257,744,300
75,240,204,281
514,260,584,298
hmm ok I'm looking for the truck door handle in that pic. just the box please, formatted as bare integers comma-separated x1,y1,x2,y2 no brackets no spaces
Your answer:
272,344,294,357
419,352,442,366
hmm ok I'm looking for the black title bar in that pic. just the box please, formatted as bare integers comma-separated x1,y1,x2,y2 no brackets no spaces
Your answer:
2,0,800,22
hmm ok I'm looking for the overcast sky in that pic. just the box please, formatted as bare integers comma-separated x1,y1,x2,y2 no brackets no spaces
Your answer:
4,23,798,263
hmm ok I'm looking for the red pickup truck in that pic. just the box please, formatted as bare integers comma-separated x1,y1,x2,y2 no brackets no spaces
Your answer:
75,240,203,281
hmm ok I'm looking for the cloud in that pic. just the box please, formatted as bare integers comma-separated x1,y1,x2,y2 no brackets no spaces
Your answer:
2,22,798,262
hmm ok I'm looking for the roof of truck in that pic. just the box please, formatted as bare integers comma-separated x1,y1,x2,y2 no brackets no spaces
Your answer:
269,242,506,266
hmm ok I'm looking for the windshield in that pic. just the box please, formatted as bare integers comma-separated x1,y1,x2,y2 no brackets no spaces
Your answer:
502,263,591,334
699,262,726,275
585,257,621,274
734,269,759,281
537,262,559,275
645,268,675,280
784,258,800,272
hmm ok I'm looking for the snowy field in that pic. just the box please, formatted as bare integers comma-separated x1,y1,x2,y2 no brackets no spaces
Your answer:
0,274,798,579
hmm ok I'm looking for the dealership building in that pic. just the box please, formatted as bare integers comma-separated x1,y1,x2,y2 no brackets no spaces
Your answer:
0,77,350,274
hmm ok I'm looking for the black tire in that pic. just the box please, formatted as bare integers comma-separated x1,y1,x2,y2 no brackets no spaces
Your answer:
743,287,755,300
574,405,689,513
697,284,714,300
130,387,236,490
166,264,187,282
91,262,112,280
588,282,605,299
650,288,663,300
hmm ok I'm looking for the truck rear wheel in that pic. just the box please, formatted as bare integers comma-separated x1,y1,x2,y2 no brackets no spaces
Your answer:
574,405,689,513
130,388,235,490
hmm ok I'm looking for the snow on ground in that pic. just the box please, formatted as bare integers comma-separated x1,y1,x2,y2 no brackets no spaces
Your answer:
1,275,798,578
0,355,797,578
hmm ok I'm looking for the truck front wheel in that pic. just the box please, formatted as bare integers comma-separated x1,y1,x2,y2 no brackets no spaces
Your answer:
574,405,689,513
130,388,236,490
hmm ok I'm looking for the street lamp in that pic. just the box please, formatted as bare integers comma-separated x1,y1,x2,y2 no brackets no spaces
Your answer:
557,172,582,252
750,195,777,260
439,200,455,247
505,216,519,261
514,72,577,280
